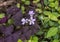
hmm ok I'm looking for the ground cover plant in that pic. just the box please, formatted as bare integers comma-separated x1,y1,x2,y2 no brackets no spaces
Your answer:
0,0,60,42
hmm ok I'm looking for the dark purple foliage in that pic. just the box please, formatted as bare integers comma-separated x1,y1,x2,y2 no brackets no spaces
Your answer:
20,34,26,41
12,11,23,26
3,25,14,36
7,6,20,15
12,31,21,42
0,25,14,36
4,36,13,42
25,30,32,40
0,38,4,42
0,16,8,24
0,5,39,42
22,26,29,33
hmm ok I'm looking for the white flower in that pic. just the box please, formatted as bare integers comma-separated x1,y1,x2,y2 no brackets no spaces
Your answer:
21,18,26,25
21,18,28,25
28,10,35,15
28,18,36,25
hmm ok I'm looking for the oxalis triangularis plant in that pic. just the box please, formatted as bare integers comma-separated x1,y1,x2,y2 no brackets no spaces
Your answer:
0,5,40,42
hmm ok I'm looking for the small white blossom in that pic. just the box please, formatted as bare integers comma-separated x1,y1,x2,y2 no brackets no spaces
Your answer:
21,18,26,25
28,10,35,15
28,15,36,25
28,18,36,25
21,18,28,25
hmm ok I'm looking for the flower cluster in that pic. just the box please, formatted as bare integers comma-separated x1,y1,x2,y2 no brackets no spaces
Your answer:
21,10,36,25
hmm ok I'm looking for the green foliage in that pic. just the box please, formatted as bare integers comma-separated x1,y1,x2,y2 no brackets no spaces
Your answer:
44,0,49,5
52,39,59,42
1,0,60,42
33,0,40,3
0,13,5,18
21,6,25,14
46,27,58,38
17,39,22,42
25,1,30,5
43,11,59,21
48,0,55,2
8,19,14,25
28,36,38,42
16,3,20,8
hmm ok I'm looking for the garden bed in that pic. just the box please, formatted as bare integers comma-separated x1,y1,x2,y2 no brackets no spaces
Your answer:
0,0,60,42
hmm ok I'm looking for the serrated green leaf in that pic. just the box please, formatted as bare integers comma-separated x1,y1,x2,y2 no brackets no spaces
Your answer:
46,27,58,38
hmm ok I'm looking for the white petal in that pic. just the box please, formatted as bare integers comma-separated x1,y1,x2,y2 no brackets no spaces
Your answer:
21,18,26,22
32,22,35,25
29,11,33,14
33,19,36,21
29,22,32,25
22,22,25,25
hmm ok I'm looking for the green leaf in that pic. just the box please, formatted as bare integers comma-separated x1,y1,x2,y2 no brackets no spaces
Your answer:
21,0,25,2
52,39,59,42
49,3,55,7
48,21,55,26
17,39,22,42
49,14,58,21
21,6,25,14
28,40,32,42
48,0,54,2
53,34,59,39
33,0,40,3
16,3,20,8
36,8,42,13
37,3,41,8
36,30,44,35
25,1,30,5
46,27,58,38
57,7,60,13
58,20,60,24
43,11,59,21
8,19,14,25
43,11,51,15
0,13,5,18
21,6,25,11
55,1,58,9
44,0,49,5
32,36,38,42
